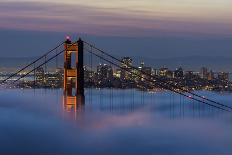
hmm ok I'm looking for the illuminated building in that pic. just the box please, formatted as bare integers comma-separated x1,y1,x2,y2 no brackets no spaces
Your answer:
218,72,229,81
207,70,214,81
120,57,133,81
200,67,208,79
140,61,145,68
151,68,159,76
166,70,174,78
84,66,93,83
174,67,184,78
159,68,169,77
141,66,152,81
35,67,45,86
44,69,63,88
56,68,63,82
114,69,121,78
185,71,194,79
97,64,113,82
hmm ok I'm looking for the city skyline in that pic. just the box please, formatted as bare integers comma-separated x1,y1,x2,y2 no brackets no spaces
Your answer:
1,56,231,92
1,2,232,155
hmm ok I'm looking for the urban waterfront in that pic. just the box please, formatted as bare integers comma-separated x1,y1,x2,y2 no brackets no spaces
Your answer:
0,88,231,155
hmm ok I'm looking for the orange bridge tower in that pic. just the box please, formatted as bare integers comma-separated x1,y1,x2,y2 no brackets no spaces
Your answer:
63,37,85,99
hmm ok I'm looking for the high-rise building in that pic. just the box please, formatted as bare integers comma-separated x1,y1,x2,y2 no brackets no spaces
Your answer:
159,68,169,77
141,66,152,81
151,68,158,76
200,67,208,79
185,71,194,79
84,66,93,83
140,61,145,68
137,61,152,80
46,72,62,88
120,57,133,80
142,67,152,75
35,67,45,86
218,72,229,81
114,69,121,78
207,70,214,81
97,64,113,82
166,70,174,78
174,67,184,78
53,68,63,87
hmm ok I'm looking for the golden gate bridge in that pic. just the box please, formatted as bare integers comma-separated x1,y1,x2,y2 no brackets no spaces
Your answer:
0,37,232,113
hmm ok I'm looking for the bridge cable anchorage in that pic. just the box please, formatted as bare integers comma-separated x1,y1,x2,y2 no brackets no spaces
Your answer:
84,41,232,112
86,49,230,112
9,41,78,84
0,41,65,85
84,41,232,110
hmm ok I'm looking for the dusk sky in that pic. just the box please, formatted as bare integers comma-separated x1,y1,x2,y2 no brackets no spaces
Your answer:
1,0,232,59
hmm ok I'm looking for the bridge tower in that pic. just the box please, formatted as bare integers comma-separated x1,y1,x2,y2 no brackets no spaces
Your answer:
63,37,85,109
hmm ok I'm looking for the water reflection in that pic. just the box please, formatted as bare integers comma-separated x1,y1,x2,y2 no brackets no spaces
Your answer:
63,95,85,119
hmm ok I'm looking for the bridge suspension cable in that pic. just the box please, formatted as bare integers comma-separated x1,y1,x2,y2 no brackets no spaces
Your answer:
2,39,231,112
1,41,80,85
85,48,231,112
12,45,67,84
0,41,65,84
84,41,232,112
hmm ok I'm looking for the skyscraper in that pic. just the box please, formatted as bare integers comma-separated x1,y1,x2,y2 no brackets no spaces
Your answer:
159,68,169,77
35,67,45,87
174,67,184,78
207,70,214,81
120,57,133,81
97,64,113,82
200,67,208,79
218,72,229,81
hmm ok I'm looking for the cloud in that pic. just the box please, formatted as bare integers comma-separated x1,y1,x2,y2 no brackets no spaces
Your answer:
0,1,232,37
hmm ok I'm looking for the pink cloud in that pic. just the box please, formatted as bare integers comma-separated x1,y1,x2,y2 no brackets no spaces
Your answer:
1,2,232,37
